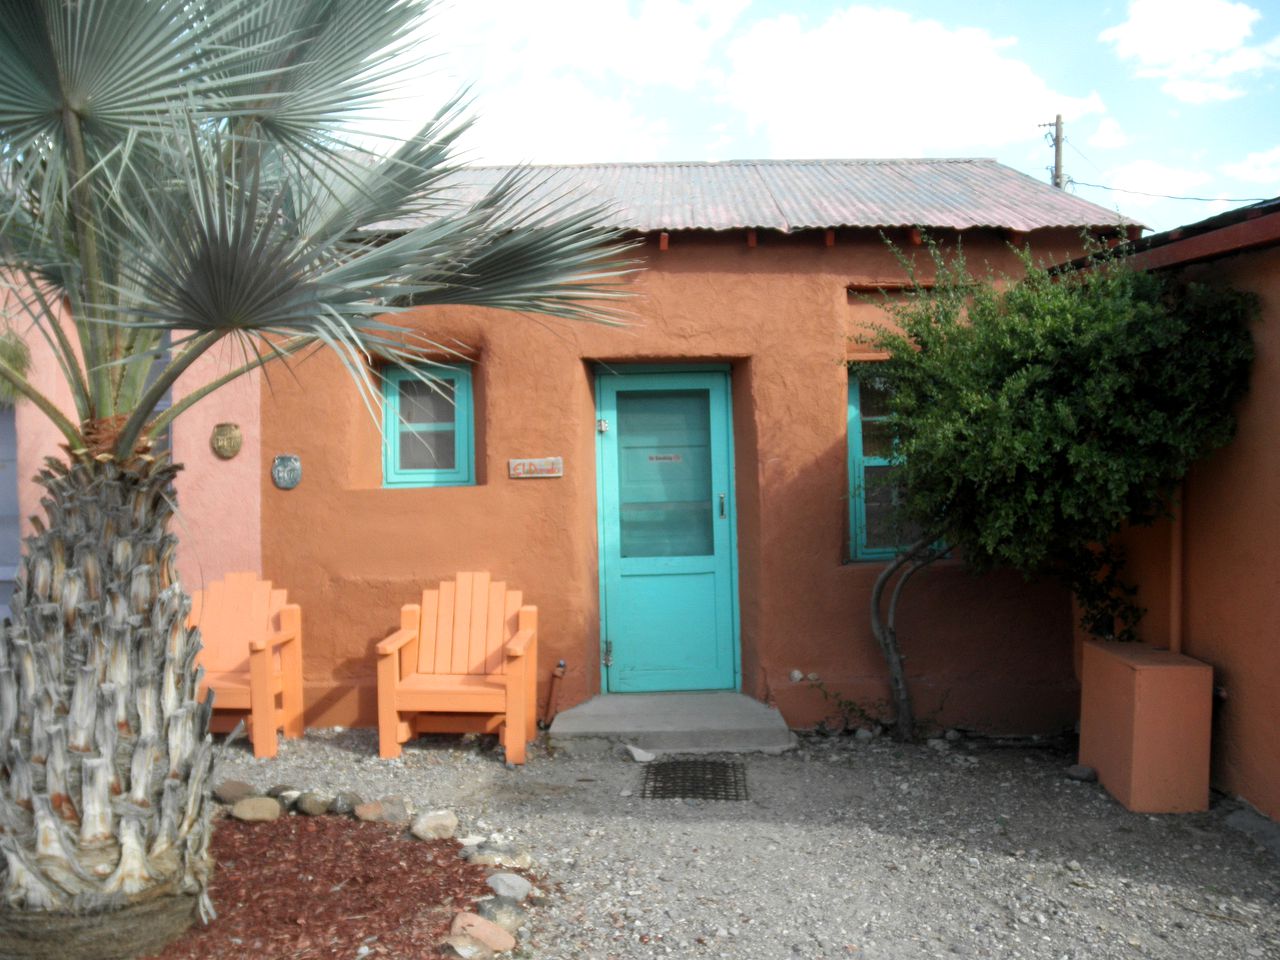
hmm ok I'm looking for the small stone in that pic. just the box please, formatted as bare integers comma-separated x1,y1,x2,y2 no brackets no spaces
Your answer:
1065,764,1097,782
230,796,282,822
620,789,633,798
927,738,950,752
451,912,516,953
466,842,533,869
266,784,298,798
411,810,459,840
854,728,875,741
213,780,257,805
789,669,803,683
806,672,820,682
354,797,411,823
275,790,301,810
295,792,333,816
626,744,656,763
486,872,533,901
440,933,493,959
459,835,486,847
474,896,527,934
1066,860,1082,872
944,728,963,742
328,791,363,816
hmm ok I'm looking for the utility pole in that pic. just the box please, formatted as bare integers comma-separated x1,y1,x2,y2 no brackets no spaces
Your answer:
1040,114,1065,188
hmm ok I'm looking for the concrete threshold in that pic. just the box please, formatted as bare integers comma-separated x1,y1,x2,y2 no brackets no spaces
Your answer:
547,692,796,756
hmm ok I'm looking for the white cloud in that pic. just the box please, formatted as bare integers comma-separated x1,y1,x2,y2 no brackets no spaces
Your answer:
1100,0,1280,103
1222,145,1280,184
364,0,748,161
720,7,1105,158
1088,117,1132,150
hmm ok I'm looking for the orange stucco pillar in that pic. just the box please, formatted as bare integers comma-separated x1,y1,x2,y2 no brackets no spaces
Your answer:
1078,640,1212,813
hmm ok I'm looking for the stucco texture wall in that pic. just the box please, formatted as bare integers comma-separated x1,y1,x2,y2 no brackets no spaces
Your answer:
261,227,1086,734
1110,245,1280,820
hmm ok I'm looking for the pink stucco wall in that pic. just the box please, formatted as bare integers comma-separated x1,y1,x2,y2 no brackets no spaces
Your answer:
13,318,261,588
170,346,262,590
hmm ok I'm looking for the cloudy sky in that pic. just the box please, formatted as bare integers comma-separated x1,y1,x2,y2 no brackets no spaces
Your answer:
378,0,1280,232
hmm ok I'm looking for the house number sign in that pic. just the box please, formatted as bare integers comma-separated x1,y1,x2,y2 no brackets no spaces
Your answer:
508,457,563,479
272,455,302,490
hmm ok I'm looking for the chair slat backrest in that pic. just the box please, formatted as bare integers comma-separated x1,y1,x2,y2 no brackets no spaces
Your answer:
482,580,508,675
417,586,441,674
416,573,518,676
190,572,277,674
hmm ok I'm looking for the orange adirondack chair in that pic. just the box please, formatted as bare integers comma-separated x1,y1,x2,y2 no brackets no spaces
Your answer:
189,572,305,759
376,572,538,764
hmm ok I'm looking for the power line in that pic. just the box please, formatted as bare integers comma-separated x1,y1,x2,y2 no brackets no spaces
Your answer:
1063,138,1101,176
1067,177,1271,203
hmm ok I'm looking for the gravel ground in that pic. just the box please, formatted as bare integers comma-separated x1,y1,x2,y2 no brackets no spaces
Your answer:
216,729,1279,960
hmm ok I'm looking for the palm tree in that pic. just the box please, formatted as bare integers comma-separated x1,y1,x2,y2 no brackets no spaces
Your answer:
0,1,630,955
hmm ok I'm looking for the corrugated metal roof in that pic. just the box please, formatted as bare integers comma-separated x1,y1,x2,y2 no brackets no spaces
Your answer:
396,158,1132,234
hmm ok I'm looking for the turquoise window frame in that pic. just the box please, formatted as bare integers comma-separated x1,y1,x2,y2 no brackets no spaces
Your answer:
847,373,898,561
382,366,475,487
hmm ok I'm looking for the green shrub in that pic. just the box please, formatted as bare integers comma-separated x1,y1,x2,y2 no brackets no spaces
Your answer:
859,244,1256,639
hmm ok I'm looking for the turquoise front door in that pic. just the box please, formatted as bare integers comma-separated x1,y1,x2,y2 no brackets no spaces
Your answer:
596,370,739,692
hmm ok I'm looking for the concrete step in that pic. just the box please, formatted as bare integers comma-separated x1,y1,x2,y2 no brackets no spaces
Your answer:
548,692,796,756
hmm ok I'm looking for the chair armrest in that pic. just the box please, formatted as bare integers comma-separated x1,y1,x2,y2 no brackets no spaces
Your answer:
250,627,300,653
250,603,302,652
376,628,417,657
506,628,535,658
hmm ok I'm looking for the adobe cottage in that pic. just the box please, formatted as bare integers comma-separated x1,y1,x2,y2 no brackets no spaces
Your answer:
15,158,1130,735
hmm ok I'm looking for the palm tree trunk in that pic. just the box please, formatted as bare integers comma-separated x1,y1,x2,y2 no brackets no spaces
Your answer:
0,457,215,959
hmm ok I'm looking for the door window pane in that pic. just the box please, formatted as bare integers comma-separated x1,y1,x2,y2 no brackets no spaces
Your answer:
616,390,713,557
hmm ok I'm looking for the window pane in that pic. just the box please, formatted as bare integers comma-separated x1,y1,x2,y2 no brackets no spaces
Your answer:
863,464,920,550
861,420,895,459
399,428,456,471
859,377,892,419
398,378,455,425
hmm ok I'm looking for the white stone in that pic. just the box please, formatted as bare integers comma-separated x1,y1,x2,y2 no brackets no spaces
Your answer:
412,809,460,840
789,670,804,683
487,871,533,901
626,744,656,763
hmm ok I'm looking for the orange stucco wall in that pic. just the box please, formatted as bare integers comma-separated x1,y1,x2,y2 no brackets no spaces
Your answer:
261,228,1088,734
1110,244,1280,820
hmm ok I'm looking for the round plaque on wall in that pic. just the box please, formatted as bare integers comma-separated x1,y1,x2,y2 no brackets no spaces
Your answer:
271,454,302,490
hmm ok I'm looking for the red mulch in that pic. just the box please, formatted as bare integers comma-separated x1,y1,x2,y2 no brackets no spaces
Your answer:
146,816,495,960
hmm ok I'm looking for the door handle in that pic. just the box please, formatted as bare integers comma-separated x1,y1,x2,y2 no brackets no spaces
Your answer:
719,493,726,518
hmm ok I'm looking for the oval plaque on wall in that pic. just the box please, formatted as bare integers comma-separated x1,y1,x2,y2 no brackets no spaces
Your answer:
271,454,301,490
210,422,242,459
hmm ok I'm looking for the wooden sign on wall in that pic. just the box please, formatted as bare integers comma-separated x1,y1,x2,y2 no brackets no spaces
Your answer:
508,457,563,479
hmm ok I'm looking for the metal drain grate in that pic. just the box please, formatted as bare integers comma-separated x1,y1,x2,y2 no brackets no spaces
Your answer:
640,758,748,801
